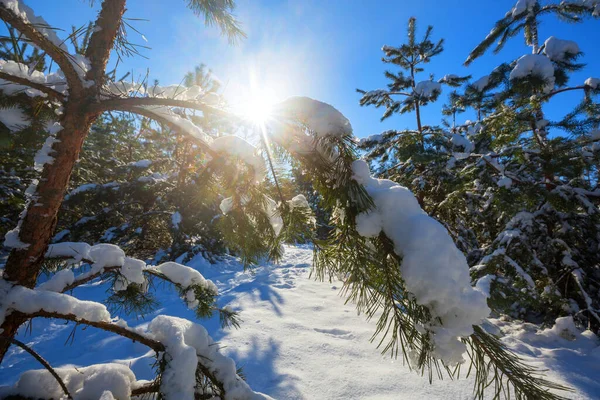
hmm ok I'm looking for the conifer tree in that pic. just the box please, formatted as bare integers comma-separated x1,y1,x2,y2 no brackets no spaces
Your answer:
448,0,600,330
357,17,469,211
0,1,581,399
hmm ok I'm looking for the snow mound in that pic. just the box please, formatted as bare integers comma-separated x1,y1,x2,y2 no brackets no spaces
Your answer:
351,160,490,364
544,36,579,61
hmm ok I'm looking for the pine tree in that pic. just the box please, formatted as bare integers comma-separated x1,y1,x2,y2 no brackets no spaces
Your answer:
356,17,469,211
0,2,581,399
453,0,600,331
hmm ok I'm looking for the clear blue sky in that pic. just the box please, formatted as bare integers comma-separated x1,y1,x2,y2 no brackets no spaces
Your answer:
24,0,600,138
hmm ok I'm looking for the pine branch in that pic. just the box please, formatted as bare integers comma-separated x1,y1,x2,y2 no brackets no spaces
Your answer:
0,71,65,100
0,335,73,400
0,3,83,92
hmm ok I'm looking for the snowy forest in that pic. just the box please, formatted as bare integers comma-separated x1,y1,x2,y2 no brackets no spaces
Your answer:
0,0,599,399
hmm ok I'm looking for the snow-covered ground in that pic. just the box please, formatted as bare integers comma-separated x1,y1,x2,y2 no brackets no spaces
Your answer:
1,245,599,399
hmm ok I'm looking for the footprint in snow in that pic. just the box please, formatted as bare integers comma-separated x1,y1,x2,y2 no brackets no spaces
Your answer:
313,328,354,339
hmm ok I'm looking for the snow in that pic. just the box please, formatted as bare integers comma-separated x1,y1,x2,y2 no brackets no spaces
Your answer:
129,159,152,168
2,229,29,249
119,258,146,287
1,363,136,400
585,77,600,89
211,135,266,182
220,196,234,214
3,245,597,398
509,54,555,93
148,315,271,399
89,243,125,270
544,36,580,61
497,176,513,188
34,122,63,172
0,60,66,97
0,280,111,329
414,80,442,98
46,242,92,262
450,133,474,153
3,180,38,249
153,262,218,295
471,75,490,92
351,160,490,364
509,0,536,17
273,96,352,138
37,269,75,292
264,195,283,236
171,211,182,230
288,194,310,210
0,106,29,131
141,106,213,146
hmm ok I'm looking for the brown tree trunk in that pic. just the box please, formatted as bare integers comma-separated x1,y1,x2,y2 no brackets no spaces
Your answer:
0,103,100,360
0,0,127,363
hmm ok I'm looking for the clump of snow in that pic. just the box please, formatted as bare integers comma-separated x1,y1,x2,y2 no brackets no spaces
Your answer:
129,159,152,168
220,197,234,214
359,133,383,144
288,194,310,210
141,106,213,146
171,211,182,230
509,0,536,17
148,315,272,400
3,229,29,249
0,60,65,97
585,77,600,89
211,135,266,182
118,257,146,287
543,36,579,61
34,122,63,172
351,160,490,364
153,262,218,295
274,96,352,138
497,176,513,188
4,363,136,400
0,280,111,328
509,54,555,93
471,75,490,92
264,195,283,236
450,133,474,153
89,243,126,270
414,80,442,98
3,180,38,249
37,269,75,292
0,106,29,131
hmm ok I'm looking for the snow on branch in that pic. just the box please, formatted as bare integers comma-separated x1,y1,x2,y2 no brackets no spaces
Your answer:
0,0,84,92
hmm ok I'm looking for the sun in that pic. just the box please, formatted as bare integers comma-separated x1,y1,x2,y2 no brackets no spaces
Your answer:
236,87,277,125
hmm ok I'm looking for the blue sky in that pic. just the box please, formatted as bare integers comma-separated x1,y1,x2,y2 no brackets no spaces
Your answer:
26,0,600,138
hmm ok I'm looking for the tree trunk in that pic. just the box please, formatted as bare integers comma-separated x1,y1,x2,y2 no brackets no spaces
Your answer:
0,0,127,363
0,102,100,360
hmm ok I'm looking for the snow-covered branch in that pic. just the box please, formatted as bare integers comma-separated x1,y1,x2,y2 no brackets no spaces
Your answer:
0,1,83,92
0,71,65,100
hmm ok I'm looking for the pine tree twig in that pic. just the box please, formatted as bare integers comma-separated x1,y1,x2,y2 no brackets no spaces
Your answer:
110,105,220,158
91,96,230,117
0,335,73,400
0,71,65,100
0,3,82,92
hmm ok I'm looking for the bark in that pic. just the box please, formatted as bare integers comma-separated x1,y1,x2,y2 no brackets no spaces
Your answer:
0,0,127,363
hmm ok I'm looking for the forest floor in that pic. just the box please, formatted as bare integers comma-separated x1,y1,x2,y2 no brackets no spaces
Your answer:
1,245,599,399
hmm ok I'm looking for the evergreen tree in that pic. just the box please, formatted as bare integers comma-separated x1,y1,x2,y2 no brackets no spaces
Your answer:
0,1,584,399
442,0,600,330
356,17,469,211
